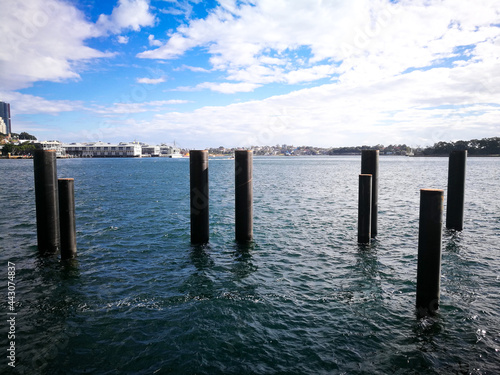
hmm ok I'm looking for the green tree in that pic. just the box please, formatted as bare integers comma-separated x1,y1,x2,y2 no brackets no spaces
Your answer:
19,132,37,140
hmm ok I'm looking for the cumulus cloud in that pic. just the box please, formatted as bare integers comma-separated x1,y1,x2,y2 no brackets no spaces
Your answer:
136,77,166,84
0,91,84,114
3,0,499,147
0,0,112,90
96,0,156,34
148,34,163,46
0,0,156,92
117,35,129,44
91,100,189,114
195,82,261,94
138,0,500,94
109,50,500,147
175,65,211,73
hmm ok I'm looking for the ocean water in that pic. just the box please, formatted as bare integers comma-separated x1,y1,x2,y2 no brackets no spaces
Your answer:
0,156,499,374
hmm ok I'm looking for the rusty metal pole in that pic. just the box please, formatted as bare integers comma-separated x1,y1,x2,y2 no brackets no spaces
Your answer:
416,189,444,318
446,150,467,231
58,178,77,259
235,150,253,242
190,150,209,244
361,150,379,238
33,149,60,255
358,174,372,244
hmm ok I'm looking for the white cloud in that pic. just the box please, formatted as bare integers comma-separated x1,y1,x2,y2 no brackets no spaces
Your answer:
196,82,261,94
136,77,166,84
0,91,83,114
117,35,129,44
138,0,500,94
96,0,156,34
0,0,112,90
3,0,499,147
91,100,189,114
175,65,211,73
148,34,163,46
107,54,500,147
158,0,200,19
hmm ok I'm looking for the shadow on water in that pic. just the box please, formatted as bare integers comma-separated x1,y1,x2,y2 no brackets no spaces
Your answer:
16,252,84,374
443,228,464,253
189,243,215,270
231,241,258,280
178,244,216,300
355,239,380,281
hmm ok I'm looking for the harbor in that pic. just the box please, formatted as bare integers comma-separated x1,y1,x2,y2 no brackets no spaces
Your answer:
1,155,499,374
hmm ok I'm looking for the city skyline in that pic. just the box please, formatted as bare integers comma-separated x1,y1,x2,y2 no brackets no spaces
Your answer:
0,0,499,149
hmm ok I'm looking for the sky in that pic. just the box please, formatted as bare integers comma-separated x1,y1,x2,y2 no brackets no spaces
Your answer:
0,0,499,149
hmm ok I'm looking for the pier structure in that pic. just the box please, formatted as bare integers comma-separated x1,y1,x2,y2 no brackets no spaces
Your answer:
58,178,77,259
416,189,444,317
190,150,209,244
361,150,379,238
235,150,253,242
446,150,467,231
357,174,372,244
33,149,60,255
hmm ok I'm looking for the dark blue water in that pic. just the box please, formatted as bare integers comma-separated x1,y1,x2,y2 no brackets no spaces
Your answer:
1,156,499,374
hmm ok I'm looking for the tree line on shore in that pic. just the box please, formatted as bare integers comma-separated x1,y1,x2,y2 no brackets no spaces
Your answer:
421,137,500,155
1,132,499,156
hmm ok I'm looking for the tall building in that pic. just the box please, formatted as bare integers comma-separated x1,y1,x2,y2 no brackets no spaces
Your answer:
0,102,12,135
0,117,6,135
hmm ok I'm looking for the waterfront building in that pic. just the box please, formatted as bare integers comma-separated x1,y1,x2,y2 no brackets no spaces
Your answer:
159,144,182,158
142,145,160,157
37,141,66,158
0,102,11,135
63,142,142,157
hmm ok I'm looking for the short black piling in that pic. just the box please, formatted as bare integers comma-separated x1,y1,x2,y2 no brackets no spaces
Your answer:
235,150,253,242
358,174,372,244
190,150,209,244
58,178,77,259
446,150,467,231
33,149,60,255
416,189,444,317
361,150,379,238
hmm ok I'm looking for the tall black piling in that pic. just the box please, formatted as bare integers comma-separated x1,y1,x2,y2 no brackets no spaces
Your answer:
190,150,209,244
33,149,60,255
361,150,379,238
235,150,253,242
358,174,372,244
416,189,444,317
446,150,467,231
58,178,77,259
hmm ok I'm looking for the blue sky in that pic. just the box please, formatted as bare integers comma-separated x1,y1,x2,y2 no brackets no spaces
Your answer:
0,0,499,148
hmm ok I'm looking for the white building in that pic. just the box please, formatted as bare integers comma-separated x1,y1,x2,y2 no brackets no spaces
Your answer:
63,142,142,157
142,145,160,157
159,144,182,158
37,141,66,158
0,117,6,135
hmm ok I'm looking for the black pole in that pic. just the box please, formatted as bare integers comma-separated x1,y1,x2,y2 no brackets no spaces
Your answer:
361,150,379,238
358,174,372,244
416,189,444,317
235,150,253,242
33,149,60,255
190,150,209,244
58,178,77,259
446,150,467,231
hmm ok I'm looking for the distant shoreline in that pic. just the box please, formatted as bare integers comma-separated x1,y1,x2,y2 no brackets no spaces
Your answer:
2,154,500,160
408,154,500,157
